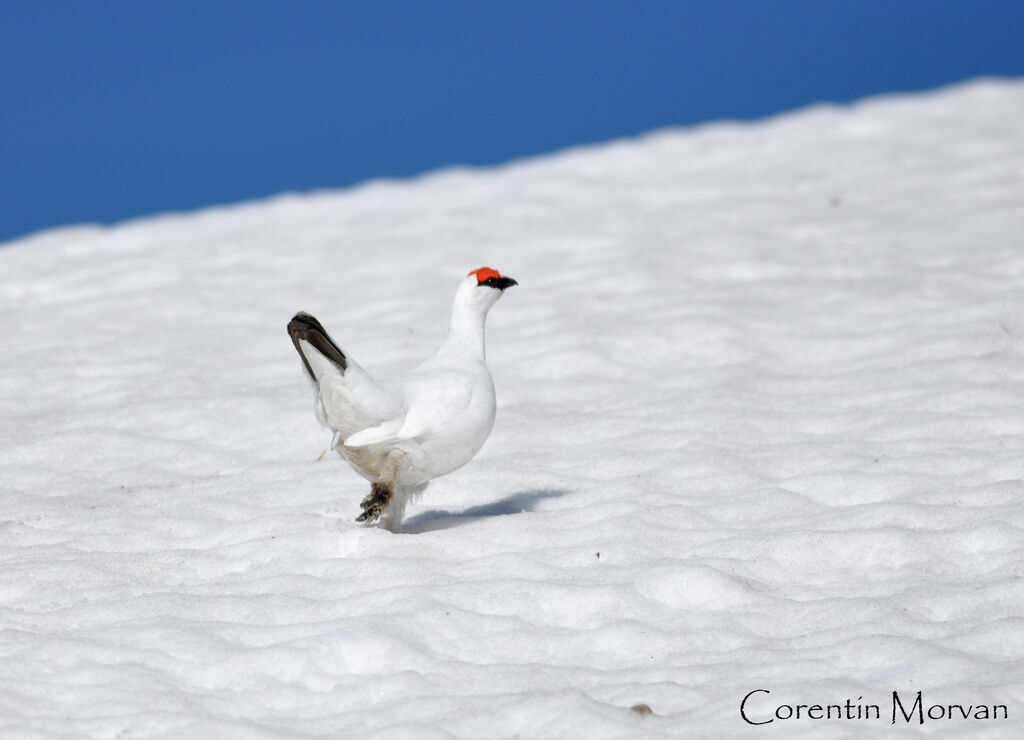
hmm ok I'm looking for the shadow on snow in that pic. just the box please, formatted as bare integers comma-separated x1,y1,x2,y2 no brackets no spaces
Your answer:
402,488,570,534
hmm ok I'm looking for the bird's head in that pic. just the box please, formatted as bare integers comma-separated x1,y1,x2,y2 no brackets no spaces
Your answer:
456,266,518,313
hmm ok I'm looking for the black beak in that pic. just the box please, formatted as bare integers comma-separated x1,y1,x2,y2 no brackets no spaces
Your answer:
481,276,518,290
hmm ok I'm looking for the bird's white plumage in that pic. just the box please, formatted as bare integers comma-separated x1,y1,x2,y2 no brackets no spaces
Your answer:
290,270,515,531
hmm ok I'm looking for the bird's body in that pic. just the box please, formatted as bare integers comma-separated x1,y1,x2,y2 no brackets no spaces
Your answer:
288,267,517,532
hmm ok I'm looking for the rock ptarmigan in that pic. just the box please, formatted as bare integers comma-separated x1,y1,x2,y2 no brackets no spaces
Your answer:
288,267,517,532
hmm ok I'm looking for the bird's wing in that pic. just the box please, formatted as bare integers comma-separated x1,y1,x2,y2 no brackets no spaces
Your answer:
342,418,406,448
343,369,476,449
288,312,403,438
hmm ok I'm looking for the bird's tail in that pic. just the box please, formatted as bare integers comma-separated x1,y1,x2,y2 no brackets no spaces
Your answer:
288,311,348,382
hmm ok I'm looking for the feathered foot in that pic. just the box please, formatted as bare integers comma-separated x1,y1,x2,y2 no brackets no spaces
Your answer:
356,482,392,524
378,483,428,534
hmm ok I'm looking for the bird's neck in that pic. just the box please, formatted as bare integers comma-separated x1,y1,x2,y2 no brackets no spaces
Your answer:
442,301,487,360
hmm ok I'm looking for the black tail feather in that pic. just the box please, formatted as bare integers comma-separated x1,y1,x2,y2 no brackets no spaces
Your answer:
288,311,348,380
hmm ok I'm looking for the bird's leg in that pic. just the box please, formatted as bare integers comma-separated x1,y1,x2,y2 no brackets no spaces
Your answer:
378,483,428,534
356,451,404,527
356,482,392,524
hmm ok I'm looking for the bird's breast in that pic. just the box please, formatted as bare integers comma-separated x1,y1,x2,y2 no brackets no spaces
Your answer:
401,370,497,480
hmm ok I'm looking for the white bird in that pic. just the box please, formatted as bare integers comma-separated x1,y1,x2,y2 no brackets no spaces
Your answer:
288,267,518,532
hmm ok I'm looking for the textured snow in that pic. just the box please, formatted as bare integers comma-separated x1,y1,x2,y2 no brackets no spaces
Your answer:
2,79,1024,738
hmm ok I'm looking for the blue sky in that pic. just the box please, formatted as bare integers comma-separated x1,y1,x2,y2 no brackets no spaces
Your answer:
2,1,1022,243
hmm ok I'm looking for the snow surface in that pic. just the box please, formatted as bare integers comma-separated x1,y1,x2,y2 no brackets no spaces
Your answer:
2,79,1024,738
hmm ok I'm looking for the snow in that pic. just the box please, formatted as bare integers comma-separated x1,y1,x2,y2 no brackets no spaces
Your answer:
2,78,1024,737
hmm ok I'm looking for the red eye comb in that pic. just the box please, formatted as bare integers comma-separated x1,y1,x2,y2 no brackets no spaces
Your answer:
468,267,501,283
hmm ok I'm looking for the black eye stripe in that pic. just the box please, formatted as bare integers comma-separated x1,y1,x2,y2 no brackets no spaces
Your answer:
477,276,518,289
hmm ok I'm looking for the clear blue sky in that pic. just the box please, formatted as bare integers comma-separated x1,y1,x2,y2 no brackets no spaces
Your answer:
2,0,1022,243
